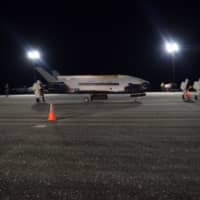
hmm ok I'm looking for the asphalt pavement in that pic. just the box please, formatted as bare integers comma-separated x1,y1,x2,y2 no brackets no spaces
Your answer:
0,93,200,199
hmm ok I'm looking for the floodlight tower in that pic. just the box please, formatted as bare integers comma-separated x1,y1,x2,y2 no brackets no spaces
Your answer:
165,41,180,83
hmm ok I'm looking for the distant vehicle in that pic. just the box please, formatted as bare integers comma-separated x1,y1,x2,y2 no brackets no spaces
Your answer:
161,82,178,91
36,67,150,102
11,86,33,94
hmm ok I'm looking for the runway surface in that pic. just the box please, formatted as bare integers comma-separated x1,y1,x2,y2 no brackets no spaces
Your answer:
0,93,200,199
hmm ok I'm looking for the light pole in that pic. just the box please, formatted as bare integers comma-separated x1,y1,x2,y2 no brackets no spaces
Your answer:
26,49,41,81
165,41,180,83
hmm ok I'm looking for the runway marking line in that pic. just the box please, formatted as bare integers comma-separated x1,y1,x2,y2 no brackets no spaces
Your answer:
33,124,47,128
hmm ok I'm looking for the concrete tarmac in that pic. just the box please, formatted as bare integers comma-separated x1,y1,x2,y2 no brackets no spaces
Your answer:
0,93,200,199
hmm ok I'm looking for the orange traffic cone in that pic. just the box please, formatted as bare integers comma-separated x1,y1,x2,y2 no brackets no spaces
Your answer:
48,103,56,122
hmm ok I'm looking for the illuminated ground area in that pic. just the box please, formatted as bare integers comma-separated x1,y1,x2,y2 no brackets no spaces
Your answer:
0,93,200,199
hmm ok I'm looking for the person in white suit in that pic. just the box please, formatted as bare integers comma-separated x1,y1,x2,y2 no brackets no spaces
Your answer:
193,78,200,100
32,80,41,103
180,78,189,99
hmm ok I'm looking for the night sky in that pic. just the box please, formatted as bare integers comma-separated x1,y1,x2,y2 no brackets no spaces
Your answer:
0,1,200,90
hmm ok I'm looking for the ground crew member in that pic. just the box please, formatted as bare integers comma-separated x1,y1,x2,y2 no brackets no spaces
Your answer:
32,80,41,103
40,82,45,103
160,82,165,91
4,83,9,97
193,78,200,100
180,78,191,100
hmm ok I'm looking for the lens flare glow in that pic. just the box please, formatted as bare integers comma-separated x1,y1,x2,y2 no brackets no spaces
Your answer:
165,42,179,54
27,50,41,60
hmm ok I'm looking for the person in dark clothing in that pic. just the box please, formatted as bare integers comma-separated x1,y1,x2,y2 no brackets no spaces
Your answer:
5,83,9,97
40,82,46,103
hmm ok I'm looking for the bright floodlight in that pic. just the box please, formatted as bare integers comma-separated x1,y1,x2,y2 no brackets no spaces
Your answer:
165,42,179,54
27,50,41,60
172,43,179,51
